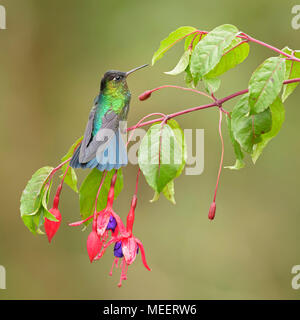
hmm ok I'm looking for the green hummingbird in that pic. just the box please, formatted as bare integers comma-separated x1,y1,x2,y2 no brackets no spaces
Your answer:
70,64,148,171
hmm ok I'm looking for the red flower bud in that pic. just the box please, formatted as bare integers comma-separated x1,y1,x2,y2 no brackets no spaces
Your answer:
208,202,216,220
139,90,152,101
44,207,62,243
87,230,102,263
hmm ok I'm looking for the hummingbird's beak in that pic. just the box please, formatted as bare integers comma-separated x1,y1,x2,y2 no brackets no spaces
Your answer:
126,64,148,77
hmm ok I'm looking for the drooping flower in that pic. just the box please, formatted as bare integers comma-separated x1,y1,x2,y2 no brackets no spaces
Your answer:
44,182,63,243
69,171,128,262
44,165,71,243
105,194,151,287
44,207,62,243
87,229,102,263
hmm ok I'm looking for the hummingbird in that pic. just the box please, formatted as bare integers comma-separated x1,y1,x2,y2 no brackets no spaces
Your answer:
70,64,148,171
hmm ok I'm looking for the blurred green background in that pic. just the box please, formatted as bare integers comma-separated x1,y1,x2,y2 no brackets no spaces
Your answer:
0,0,300,299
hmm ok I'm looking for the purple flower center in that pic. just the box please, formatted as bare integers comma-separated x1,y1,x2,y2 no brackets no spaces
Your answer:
106,215,117,231
114,241,123,258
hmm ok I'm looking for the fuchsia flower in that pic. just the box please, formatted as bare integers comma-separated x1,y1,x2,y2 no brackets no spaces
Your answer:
87,229,101,263
44,183,63,243
69,170,151,287
44,207,62,243
104,194,151,287
69,173,124,261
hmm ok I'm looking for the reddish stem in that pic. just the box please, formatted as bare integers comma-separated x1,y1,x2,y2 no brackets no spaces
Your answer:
53,164,70,209
213,110,224,203
141,85,213,101
69,214,94,227
126,168,140,234
92,171,107,230
135,168,141,196
244,34,300,63
127,112,167,147
106,171,118,208
44,138,83,186
188,32,202,50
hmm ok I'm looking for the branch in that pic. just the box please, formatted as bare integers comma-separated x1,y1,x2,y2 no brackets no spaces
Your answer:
128,78,300,132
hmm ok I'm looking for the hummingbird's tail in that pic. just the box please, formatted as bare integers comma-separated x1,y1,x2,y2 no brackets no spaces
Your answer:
70,129,128,172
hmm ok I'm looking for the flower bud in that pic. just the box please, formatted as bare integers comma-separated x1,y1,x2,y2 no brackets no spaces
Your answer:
208,202,216,220
87,230,102,263
139,90,152,101
44,207,62,243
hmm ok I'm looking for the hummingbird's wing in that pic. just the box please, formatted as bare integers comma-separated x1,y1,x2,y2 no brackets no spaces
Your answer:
79,106,124,164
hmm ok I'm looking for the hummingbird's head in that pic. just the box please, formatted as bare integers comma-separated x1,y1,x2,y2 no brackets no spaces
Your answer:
100,64,148,93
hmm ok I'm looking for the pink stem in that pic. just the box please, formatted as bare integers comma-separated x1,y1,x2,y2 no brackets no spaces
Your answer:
126,112,166,146
69,214,94,227
244,34,300,63
145,85,214,101
52,164,70,209
188,32,202,50
213,109,224,202
93,171,107,230
135,168,141,196
44,138,83,186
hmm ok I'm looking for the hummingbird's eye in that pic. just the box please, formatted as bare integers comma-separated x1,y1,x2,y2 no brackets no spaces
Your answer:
113,75,121,81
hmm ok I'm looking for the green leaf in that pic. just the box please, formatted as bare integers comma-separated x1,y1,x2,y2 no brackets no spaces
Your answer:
60,137,83,193
281,47,300,102
149,120,186,204
231,94,272,153
60,167,78,193
152,26,197,65
168,119,187,176
205,38,250,78
151,180,176,205
162,180,176,204
79,169,123,224
203,77,221,94
20,167,53,216
190,24,239,79
184,65,197,88
138,119,186,194
164,50,190,75
20,166,54,233
225,114,245,170
248,57,286,114
252,96,285,163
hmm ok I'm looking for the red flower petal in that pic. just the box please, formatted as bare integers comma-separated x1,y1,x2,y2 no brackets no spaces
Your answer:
121,237,138,265
87,230,102,263
44,208,62,243
96,211,111,236
135,237,151,271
